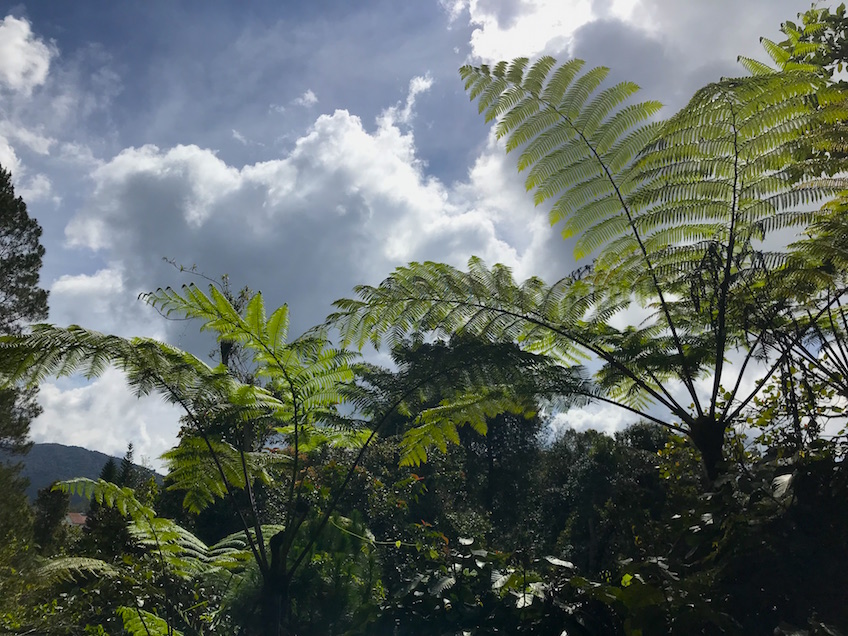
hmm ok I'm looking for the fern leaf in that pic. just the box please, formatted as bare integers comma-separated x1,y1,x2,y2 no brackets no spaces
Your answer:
38,557,119,583
118,606,182,636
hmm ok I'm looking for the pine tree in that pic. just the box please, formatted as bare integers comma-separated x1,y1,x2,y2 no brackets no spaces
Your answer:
0,165,48,455
0,165,48,590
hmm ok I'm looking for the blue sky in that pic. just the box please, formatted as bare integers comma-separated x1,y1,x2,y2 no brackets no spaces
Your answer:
1,0,807,465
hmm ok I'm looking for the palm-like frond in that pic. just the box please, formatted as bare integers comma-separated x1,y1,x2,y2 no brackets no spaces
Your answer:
330,257,689,413
37,556,120,583
162,436,277,513
460,56,662,260
59,478,254,581
399,388,531,466
118,606,183,636
58,478,156,523
143,285,357,401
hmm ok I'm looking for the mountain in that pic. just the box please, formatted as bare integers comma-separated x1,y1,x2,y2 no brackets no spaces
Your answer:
1,443,162,508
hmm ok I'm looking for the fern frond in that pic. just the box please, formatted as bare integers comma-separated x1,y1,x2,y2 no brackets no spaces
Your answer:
162,436,268,513
38,557,119,583
57,478,156,523
399,388,531,466
460,55,662,262
118,606,182,636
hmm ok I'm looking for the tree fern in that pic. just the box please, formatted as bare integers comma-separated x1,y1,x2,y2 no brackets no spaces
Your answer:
330,51,848,479
162,436,276,514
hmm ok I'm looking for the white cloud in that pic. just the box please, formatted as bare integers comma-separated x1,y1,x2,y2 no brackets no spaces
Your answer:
66,80,534,278
0,135,20,174
381,74,434,127
58,141,102,169
0,15,54,95
0,121,55,155
446,0,596,62
49,267,168,339
231,129,248,144
48,76,572,458
293,89,318,107
17,173,53,202
550,402,631,438
34,368,182,472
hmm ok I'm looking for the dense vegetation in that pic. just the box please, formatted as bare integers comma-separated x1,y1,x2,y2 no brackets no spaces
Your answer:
2,5,848,635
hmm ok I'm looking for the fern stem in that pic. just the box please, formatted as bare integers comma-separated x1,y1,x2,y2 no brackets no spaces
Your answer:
174,394,267,572
387,292,687,418
824,292,848,372
726,288,848,422
239,436,267,570
711,98,741,422
286,396,299,533
134,606,155,636
721,326,768,420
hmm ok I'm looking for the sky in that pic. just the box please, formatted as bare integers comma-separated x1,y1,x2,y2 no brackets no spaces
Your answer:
0,0,810,466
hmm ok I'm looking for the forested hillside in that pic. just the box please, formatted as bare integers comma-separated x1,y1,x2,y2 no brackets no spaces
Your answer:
2,443,158,502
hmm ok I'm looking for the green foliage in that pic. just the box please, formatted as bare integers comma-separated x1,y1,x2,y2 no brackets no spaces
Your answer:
333,41,848,481
460,57,663,257
37,556,120,584
0,168,48,519
118,606,184,636
33,483,70,555
0,164,49,335
162,435,276,514
142,284,357,414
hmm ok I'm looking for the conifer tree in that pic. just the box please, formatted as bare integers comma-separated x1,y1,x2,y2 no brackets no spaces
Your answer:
0,165,48,455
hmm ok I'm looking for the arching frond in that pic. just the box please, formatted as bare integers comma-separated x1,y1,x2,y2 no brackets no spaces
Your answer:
37,556,120,584
460,56,662,262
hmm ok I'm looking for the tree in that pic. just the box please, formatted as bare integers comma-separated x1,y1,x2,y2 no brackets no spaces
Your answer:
0,164,48,629
0,165,49,455
1,284,570,635
81,450,136,561
33,482,70,555
329,47,848,481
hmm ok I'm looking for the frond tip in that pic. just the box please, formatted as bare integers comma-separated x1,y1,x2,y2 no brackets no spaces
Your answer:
460,56,663,261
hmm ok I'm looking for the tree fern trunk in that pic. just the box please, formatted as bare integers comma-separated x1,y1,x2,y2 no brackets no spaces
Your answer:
261,579,287,636
262,530,291,636
689,416,727,481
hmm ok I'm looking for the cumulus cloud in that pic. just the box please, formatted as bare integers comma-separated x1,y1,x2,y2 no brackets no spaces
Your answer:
443,0,627,62
48,87,559,459
38,268,192,466
34,368,182,471
0,15,54,95
63,79,556,345
549,402,631,438
624,0,803,64
49,267,168,339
